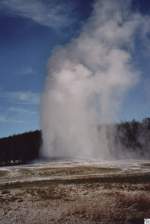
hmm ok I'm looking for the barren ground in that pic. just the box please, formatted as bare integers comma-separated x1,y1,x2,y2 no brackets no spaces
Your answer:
0,160,150,224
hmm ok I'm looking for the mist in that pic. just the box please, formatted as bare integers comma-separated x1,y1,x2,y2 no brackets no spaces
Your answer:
41,0,149,160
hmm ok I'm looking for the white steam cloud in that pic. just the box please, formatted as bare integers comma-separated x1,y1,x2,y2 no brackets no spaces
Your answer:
41,0,149,160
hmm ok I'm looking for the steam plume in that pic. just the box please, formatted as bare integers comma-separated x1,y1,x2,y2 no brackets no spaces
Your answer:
41,0,149,160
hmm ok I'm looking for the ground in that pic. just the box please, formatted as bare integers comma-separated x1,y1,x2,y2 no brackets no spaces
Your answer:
0,160,150,224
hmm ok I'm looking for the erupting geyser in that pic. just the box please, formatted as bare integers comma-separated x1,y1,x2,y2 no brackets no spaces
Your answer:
41,0,149,160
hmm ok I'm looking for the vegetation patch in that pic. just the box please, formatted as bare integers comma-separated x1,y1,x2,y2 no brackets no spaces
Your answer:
141,162,150,168
0,170,9,178
34,166,121,177
59,191,150,223
19,168,36,177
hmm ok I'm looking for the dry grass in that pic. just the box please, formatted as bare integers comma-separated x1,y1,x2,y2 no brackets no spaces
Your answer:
0,170,9,177
59,191,150,224
0,166,122,185
0,183,150,224
25,185,69,200
49,166,121,175
141,162,150,168
19,166,121,178
0,163,150,224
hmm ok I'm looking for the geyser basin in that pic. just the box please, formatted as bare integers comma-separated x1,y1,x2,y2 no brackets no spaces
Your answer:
0,161,150,224
0,160,150,187
0,160,150,224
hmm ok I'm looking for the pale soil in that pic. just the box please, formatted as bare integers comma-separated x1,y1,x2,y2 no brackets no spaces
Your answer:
0,161,150,224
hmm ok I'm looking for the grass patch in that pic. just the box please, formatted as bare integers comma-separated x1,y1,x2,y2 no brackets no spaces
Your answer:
19,168,35,177
0,170,9,178
25,185,69,200
35,166,121,177
60,191,150,223
141,162,150,168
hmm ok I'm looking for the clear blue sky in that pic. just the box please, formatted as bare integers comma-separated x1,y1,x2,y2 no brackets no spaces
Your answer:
0,0,150,137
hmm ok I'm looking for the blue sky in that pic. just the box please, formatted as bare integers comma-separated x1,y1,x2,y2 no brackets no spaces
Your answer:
0,0,150,137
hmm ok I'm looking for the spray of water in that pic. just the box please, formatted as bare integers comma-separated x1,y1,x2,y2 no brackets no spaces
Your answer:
41,0,149,160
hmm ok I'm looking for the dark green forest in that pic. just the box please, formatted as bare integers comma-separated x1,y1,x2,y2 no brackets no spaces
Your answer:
0,118,150,166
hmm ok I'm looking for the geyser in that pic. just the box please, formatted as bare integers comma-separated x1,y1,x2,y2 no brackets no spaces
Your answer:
41,0,149,160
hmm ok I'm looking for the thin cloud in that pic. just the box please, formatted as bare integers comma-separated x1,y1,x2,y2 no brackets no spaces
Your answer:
0,106,38,124
0,0,76,29
0,90,40,105
9,106,38,115
0,115,24,124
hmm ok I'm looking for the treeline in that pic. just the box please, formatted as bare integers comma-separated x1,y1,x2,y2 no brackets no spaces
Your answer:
114,118,150,159
0,118,150,166
0,130,41,166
